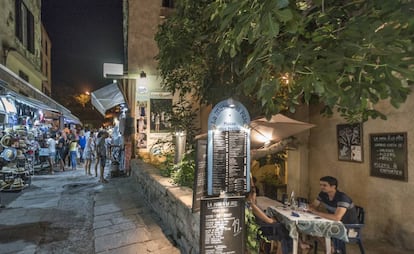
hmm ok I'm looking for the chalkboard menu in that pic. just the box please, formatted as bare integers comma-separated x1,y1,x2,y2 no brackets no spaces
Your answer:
210,130,248,195
192,139,207,213
200,196,245,254
370,132,407,181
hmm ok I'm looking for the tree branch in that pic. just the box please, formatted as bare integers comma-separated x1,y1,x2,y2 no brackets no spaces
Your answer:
251,137,297,160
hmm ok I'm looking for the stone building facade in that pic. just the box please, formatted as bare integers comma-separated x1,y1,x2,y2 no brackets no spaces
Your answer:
0,0,46,91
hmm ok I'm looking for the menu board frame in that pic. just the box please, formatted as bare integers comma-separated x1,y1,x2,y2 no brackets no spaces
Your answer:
199,196,245,254
207,99,251,196
370,132,408,181
192,139,207,213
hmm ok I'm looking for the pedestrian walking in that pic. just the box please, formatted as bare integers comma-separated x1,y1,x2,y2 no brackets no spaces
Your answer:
83,131,94,175
96,130,109,183
46,133,56,174
69,137,79,170
56,132,68,171
78,130,86,164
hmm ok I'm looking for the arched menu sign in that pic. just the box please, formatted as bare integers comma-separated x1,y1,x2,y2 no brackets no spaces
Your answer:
207,98,250,196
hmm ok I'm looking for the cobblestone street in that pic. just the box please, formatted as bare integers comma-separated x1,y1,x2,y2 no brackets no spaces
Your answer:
0,164,180,254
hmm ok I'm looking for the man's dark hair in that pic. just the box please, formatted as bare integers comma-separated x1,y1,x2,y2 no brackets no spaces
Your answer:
320,176,338,189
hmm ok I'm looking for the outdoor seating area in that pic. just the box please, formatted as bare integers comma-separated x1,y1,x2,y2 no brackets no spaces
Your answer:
255,195,365,254
313,206,365,254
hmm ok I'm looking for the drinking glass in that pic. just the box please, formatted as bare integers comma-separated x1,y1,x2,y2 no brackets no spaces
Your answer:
283,197,290,208
291,198,298,211
301,202,309,212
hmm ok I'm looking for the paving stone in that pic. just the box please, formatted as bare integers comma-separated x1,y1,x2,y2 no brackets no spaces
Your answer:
94,211,123,223
94,203,122,216
111,215,139,226
93,219,112,229
94,221,137,237
94,228,151,252
96,242,149,254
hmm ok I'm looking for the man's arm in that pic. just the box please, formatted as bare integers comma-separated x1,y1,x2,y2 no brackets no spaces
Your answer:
309,205,347,221
311,199,321,209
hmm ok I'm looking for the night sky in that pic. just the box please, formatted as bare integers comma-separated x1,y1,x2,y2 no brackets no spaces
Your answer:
41,0,124,95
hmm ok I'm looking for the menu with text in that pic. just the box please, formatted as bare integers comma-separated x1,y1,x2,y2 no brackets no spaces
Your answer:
200,197,245,254
370,132,407,181
211,130,248,195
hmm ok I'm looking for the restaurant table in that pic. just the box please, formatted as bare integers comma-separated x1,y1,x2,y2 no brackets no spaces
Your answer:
256,196,282,209
265,205,348,254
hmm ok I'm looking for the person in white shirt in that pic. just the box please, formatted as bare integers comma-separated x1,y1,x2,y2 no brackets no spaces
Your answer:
47,133,57,174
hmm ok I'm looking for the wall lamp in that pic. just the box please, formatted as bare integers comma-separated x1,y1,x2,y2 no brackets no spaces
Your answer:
140,71,147,79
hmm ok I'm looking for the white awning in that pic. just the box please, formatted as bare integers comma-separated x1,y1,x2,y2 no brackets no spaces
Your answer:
6,91,57,112
0,96,17,114
91,83,126,116
64,113,82,125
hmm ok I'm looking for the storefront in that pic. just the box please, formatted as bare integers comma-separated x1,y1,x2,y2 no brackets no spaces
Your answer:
91,82,128,173
0,64,81,191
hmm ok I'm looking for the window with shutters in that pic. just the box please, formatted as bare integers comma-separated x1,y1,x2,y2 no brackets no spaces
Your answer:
15,0,35,53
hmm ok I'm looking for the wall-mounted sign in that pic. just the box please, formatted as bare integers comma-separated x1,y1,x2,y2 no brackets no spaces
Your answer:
207,98,250,196
200,196,245,254
337,123,363,162
370,132,407,181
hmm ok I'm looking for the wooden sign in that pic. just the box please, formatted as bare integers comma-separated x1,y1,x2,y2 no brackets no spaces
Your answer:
370,132,407,181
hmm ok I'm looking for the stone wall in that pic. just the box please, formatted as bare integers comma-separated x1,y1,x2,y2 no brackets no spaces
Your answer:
131,159,200,254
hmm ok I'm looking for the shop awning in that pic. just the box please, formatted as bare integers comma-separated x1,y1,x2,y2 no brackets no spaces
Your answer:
5,91,57,113
0,64,82,126
0,96,17,114
91,83,126,116
64,113,82,125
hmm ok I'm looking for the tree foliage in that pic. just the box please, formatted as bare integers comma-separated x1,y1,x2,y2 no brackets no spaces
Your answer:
156,0,414,122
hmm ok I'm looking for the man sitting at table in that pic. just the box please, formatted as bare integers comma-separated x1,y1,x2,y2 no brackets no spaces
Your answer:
308,176,358,253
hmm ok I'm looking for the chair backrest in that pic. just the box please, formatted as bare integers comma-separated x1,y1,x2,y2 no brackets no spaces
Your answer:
355,205,365,224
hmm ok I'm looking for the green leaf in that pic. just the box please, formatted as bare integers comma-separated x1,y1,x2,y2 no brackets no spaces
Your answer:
275,9,293,22
268,13,280,37
276,0,289,9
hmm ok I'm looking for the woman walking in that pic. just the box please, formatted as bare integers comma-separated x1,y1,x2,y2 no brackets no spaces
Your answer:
83,131,94,175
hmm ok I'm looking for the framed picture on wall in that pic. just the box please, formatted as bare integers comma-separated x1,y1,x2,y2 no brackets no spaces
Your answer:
337,123,363,162
135,101,148,149
150,98,172,133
